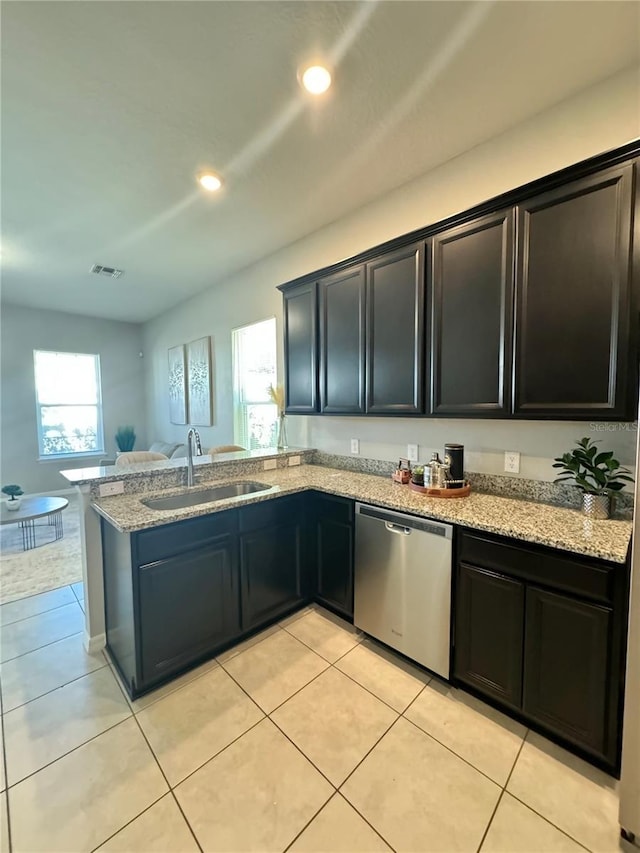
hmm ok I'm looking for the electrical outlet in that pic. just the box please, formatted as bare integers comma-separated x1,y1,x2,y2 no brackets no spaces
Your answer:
407,444,419,463
504,451,521,474
350,438,360,454
99,480,125,497
288,455,301,466
263,459,277,470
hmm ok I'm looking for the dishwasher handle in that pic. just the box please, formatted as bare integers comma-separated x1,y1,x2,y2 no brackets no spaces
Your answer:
356,503,453,539
385,521,411,535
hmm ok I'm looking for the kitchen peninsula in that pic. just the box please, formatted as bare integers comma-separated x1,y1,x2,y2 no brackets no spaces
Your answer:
63,449,631,773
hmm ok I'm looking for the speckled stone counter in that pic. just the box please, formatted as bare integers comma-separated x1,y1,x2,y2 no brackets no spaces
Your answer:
92,464,632,564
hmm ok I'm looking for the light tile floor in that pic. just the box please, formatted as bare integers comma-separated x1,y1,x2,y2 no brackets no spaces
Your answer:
0,585,630,852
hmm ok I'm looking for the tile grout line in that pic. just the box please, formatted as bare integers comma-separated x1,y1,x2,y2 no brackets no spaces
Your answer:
1,658,109,716
0,620,85,666
0,670,13,853
1,712,135,792
130,716,204,853
397,714,509,791
0,599,77,628
504,791,592,852
475,789,506,853
103,652,206,853
497,729,594,851
87,791,169,853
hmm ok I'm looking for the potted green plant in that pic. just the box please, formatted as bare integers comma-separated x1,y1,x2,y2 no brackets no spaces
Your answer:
411,465,424,486
115,425,136,453
2,484,24,511
553,436,634,519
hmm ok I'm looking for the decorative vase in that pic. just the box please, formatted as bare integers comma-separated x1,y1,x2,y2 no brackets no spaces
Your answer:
582,493,610,520
276,413,288,450
6,498,21,511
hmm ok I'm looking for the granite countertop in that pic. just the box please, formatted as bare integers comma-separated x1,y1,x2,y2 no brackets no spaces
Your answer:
92,465,632,564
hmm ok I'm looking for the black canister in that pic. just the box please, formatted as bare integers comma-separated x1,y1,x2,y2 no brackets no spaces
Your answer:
444,443,464,484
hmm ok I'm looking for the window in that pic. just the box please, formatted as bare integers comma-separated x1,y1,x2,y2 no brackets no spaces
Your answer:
33,350,105,458
232,318,278,450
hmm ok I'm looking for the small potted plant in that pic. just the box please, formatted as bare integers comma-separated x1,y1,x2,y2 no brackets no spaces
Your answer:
411,465,424,486
2,484,24,511
115,425,136,453
553,436,634,519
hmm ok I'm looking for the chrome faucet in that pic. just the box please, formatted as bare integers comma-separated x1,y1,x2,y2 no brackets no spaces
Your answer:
186,428,203,486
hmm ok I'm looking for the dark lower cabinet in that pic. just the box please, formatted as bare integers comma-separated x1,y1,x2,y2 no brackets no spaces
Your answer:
238,495,305,631
240,524,303,631
314,493,354,618
454,563,524,710
103,497,311,699
453,529,628,772
523,587,610,755
139,539,240,687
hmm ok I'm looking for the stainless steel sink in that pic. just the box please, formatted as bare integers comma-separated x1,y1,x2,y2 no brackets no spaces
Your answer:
141,482,273,511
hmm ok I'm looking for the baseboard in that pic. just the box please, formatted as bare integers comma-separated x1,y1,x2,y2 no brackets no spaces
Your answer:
84,632,106,654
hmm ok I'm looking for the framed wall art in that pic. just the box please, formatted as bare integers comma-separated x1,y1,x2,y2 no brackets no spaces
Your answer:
187,336,213,425
168,344,187,425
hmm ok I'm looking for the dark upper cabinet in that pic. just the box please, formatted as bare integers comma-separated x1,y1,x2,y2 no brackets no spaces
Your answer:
365,243,425,414
523,586,610,757
319,265,366,413
138,538,240,688
283,281,318,414
314,493,354,618
454,562,524,710
431,210,514,416
514,164,634,418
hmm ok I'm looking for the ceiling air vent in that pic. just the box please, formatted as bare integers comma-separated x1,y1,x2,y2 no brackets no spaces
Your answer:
90,264,124,279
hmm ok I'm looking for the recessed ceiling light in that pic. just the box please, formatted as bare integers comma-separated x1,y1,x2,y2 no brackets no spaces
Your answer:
300,65,332,95
198,173,222,192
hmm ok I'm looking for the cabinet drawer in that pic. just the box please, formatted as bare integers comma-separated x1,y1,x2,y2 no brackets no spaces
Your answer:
239,495,302,532
458,530,615,605
135,510,238,565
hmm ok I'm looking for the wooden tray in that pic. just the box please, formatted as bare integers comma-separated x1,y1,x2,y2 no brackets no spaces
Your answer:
409,482,471,498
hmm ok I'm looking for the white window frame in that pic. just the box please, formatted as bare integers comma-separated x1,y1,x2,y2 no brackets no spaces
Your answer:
33,349,106,460
232,317,278,451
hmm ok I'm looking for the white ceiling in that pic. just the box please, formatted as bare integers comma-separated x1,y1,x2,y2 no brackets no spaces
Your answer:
1,1,639,323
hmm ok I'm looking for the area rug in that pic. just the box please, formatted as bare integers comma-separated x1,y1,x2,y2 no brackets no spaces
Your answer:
0,494,83,604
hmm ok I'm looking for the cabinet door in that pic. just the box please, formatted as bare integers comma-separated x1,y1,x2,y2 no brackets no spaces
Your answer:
319,265,366,413
315,494,354,618
431,210,514,416
454,563,524,710
523,586,610,757
138,537,240,687
366,243,425,414
240,521,303,631
283,281,318,413
514,164,634,418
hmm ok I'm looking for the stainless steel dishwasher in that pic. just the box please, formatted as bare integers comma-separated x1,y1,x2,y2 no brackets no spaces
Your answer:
354,503,452,679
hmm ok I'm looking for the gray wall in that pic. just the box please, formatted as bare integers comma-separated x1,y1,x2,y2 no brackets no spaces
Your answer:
0,303,147,494
142,70,639,481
